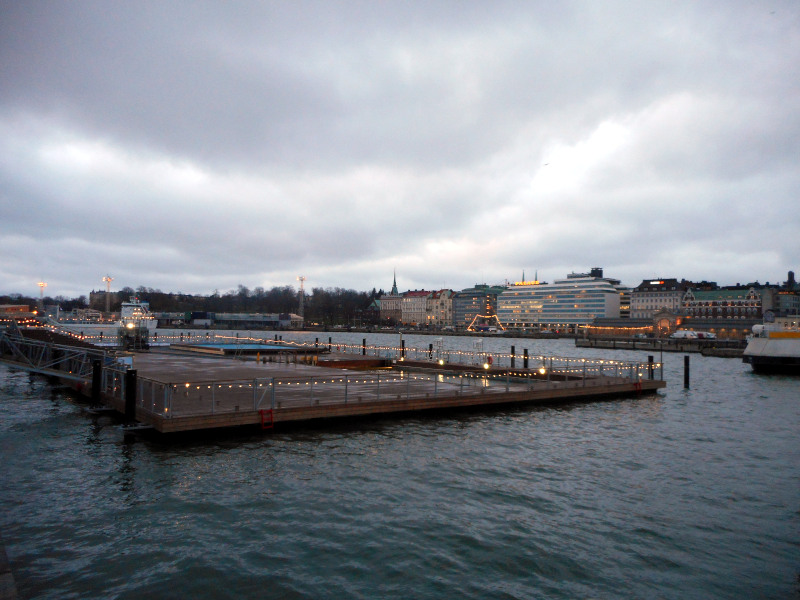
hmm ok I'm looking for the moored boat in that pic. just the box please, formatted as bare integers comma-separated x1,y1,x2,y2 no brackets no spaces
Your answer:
742,315,800,374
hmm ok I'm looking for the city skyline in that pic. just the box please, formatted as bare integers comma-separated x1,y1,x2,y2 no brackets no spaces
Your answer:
4,265,796,303
2,2,798,298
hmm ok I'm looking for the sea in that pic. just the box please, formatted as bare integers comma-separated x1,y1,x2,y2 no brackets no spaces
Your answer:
1,332,798,599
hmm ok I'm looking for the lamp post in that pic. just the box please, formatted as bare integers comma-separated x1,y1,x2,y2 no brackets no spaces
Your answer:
37,281,47,310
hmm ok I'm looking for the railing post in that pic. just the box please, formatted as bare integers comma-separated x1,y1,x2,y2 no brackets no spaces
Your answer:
91,359,102,405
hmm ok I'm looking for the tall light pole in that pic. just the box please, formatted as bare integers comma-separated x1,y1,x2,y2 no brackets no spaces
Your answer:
37,280,47,310
102,275,114,314
297,276,306,321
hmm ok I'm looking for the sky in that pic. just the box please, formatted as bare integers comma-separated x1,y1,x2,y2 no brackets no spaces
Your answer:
1,1,799,299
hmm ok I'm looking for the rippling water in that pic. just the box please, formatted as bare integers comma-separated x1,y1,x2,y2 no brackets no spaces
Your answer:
1,335,798,599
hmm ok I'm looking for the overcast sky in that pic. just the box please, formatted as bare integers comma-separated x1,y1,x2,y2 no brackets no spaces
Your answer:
1,1,798,299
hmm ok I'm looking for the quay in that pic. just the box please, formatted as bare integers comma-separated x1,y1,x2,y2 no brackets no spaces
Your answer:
1,327,665,435
576,336,745,357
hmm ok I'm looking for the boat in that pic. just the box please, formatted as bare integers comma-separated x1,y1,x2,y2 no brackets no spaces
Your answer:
46,297,158,342
742,314,800,374
118,297,157,331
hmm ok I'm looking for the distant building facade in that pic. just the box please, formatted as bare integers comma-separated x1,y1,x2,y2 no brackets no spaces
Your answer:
425,289,454,328
452,284,507,330
497,268,621,331
681,288,762,320
401,291,431,326
379,273,402,325
630,278,691,319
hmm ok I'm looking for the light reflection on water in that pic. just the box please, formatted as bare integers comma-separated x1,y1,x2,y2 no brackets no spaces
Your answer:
1,333,798,599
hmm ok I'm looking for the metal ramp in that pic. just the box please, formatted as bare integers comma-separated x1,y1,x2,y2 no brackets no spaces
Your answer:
0,326,111,382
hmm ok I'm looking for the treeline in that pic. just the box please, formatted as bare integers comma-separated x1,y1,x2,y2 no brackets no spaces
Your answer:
111,285,384,326
3,285,385,326
1,293,88,312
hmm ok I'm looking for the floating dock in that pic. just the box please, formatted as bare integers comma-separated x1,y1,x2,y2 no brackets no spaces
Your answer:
1,328,665,435
95,351,664,433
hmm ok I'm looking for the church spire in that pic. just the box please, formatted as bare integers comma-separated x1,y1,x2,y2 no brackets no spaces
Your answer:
391,270,398,295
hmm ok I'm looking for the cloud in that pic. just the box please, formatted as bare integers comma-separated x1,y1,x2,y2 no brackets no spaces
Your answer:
1,1,799,298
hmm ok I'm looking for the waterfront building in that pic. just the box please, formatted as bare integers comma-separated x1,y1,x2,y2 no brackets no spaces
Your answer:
379,273,402,325
401,291,431,326
630,279,691,319
681,288,762,320
452,284,507,330
425,289,454,329
497,268,621,332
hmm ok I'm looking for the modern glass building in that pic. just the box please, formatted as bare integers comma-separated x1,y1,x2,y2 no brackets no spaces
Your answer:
497,270,621,331
452,284,507,330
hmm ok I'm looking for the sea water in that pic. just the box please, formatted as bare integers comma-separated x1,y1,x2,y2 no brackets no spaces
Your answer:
1,334,798,599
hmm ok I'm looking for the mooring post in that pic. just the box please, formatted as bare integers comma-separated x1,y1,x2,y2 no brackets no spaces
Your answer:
124,369,137,423
523,349,529,369
401,340,405,358
684,355,690,388
510,345,515,369
648,355,654,380
429,343,433,359
362,338,367,356
328,337,332,351
91,359,102,406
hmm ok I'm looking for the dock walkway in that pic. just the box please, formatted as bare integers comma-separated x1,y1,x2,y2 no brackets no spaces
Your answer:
96,350,664,433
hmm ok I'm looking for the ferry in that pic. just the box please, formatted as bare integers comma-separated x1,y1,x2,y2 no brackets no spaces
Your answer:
47,297,157,338
742,314,800,374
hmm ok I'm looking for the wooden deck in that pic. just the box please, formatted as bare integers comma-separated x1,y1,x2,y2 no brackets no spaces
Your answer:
96,350,665,433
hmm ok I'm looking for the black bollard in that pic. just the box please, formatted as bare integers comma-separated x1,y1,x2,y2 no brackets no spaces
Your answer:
362,338,367,356
328,337,332,351
523,349,529,369
401,340,406,358
315,337,319,348
684,355,690,388
648,355,654,380
429,343,433,359
91,360,102,405
124,369,137,422
510,345,515,368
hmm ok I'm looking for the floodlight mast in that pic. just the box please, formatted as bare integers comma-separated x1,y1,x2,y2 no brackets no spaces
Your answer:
297,276,306,320
102,275,114,314
37,280,47,309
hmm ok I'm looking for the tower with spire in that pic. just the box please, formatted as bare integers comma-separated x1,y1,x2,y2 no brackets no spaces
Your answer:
380,269,403,325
